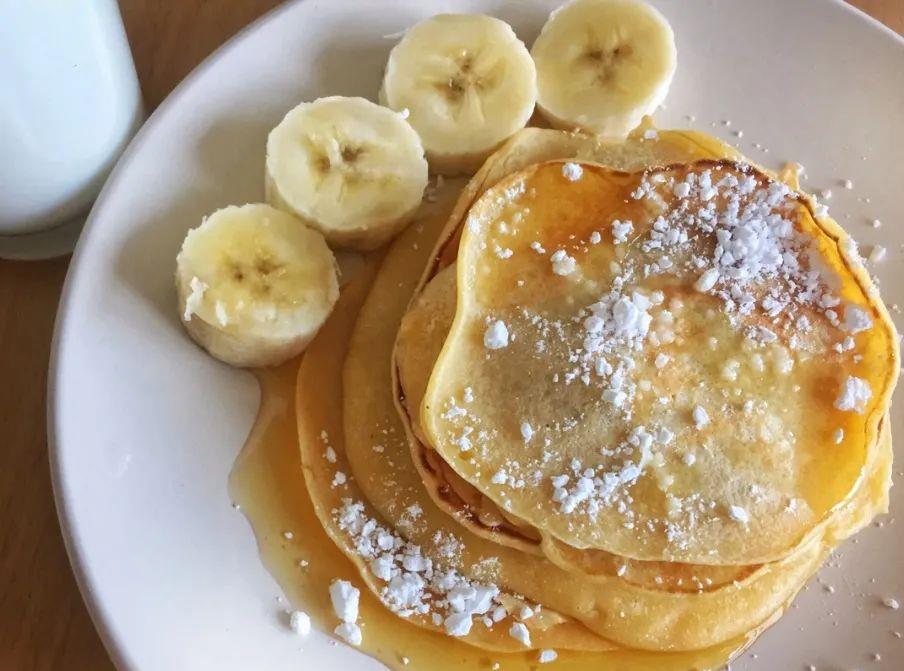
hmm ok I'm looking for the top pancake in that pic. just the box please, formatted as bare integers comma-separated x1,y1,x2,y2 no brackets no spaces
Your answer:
421,159,898,565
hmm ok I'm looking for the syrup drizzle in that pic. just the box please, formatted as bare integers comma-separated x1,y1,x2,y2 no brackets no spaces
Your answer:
228,362,748,670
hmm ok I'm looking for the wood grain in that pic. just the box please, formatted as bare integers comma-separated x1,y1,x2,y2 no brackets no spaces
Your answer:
0,2,898,669
853,0,904,33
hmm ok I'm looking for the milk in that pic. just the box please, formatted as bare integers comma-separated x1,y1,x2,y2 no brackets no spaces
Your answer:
0,0,144,235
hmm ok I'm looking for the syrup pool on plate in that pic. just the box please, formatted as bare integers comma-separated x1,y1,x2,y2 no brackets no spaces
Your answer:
227,348,752,671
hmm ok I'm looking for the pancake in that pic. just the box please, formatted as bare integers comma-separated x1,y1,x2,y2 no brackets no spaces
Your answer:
421,158,898,566
312,178,867,653
397,259,891,588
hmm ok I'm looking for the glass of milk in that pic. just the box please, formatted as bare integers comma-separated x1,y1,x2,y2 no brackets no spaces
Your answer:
0,0,144,258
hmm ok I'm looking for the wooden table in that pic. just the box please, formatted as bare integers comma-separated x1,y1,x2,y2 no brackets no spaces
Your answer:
0,1,900,668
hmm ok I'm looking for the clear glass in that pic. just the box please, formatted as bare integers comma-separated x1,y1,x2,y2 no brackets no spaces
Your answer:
0,0,144,235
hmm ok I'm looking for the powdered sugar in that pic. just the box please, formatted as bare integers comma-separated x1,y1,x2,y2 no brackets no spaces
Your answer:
611,219,634,244
843,305,873,333
333,498,533,641
550,425,660,515
329,579,362,646
550,249,577,276
183,276,208,321
538,649,558,663
483,320,510,349
289,610,311,636
694,268,719,292
330,579,360,623
729,505,750,524
834,376,872,413
334,622,362,646
562,162,583,181
509,621,531,646
583,291,653,352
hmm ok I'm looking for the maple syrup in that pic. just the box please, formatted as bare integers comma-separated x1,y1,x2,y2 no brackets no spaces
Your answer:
228,363,746,670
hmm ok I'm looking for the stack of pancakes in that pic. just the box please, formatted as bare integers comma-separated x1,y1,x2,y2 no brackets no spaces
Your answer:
297,126,898,667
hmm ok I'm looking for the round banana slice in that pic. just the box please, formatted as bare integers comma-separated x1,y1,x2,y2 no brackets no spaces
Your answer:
176,204,339,368
380,14,537,176
532,0,677,136
265,96,428,251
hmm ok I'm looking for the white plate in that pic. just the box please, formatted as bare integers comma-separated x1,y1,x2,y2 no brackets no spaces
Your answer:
49,1,904,669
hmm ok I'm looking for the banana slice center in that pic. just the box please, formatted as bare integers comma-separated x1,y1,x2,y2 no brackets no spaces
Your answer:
304,132,403,201
438,51,489,99
429,49,506,123
310,135,366,175
583,43,634,85
224,250,287,302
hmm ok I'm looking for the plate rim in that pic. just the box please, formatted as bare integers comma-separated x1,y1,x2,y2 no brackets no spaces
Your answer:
45,1,904,669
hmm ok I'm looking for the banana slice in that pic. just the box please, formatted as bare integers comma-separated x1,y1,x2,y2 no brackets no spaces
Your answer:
380,14,537,176
175,204,339,368
532,0,677,137
265,96,428,251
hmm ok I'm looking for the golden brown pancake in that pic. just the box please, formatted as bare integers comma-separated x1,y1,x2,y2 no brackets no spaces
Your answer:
420,159,897,565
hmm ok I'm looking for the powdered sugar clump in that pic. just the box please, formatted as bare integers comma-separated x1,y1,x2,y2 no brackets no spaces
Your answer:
509,622,532,647
869,245,887,263
834,376,872,413
183,276,208,321
562,162,583,182
289,610,311,636
329,579,362,646
694,268,719,293
611,219,633,244
843,305,873,333
335,622,362,646
550,249,577,276
330,580,360,623
583,291,653,353
483,320,510,350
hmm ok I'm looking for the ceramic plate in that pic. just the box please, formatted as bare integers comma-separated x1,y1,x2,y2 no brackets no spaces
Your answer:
49,0,904,669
